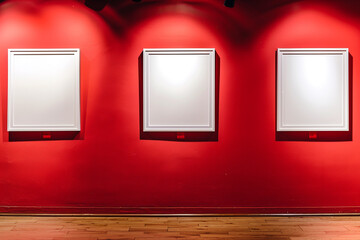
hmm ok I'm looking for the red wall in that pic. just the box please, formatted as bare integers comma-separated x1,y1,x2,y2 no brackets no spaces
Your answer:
1,0,360,213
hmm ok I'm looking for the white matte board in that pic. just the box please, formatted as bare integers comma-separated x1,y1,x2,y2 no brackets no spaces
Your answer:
277,48,348,131
143,48,215,132
8,49,80,131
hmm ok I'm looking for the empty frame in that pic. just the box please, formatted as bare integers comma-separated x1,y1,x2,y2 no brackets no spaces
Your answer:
143,48,215,132
277,48,349,131
8,49,80,131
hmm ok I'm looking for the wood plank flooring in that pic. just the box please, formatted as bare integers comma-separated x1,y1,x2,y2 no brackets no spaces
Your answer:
1,215,360,239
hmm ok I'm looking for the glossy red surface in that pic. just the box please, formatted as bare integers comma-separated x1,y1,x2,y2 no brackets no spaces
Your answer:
0,0,360,213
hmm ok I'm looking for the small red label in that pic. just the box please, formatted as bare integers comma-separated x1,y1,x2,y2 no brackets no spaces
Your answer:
309,132,317,139
177,133,185,139
42,133,51,139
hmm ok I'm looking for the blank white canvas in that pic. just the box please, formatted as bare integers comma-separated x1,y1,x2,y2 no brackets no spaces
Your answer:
143,49,215,132
277,48,348,131
8,49,80,131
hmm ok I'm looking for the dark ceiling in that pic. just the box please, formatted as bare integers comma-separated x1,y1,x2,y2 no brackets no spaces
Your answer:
108,0,304,12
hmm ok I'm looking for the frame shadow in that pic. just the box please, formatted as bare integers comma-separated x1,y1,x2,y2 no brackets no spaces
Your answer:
9,131,80,142
275,51,353,142
138,51,220,142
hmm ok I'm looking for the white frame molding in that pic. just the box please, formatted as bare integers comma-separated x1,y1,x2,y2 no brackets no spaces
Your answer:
277,48,349,131
8,49,80,132
143,48,215,132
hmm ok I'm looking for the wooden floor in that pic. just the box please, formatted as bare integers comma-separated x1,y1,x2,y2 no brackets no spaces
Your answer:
1,215,360,240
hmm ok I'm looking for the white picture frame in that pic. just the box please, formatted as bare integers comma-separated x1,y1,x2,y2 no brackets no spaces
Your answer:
143,48,215,132
8,49,80,131
277,48,349,131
